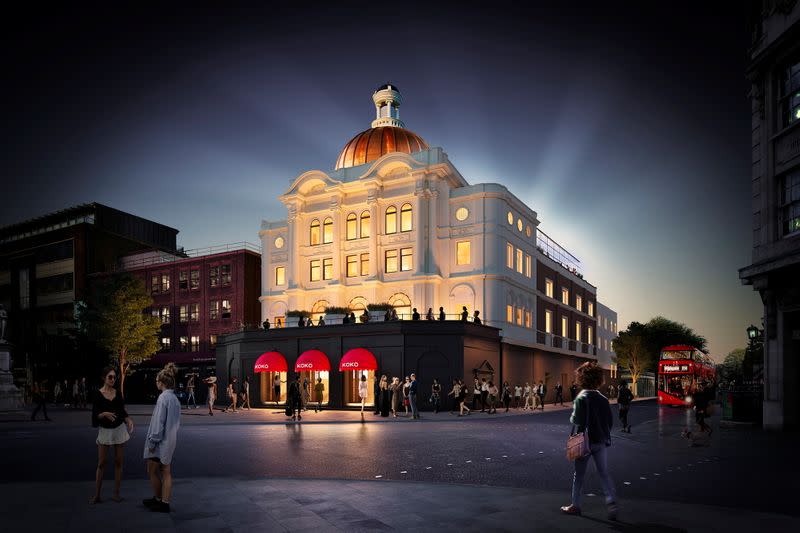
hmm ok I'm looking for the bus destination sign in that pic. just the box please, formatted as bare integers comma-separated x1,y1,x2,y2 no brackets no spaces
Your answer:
663,364,690,373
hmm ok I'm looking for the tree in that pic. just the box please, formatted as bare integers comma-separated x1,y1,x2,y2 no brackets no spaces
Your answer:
718,348,746,383
80,275,161,396
612,316,708,395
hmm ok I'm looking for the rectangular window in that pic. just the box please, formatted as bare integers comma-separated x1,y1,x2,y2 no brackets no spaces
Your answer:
561,316,568,336
516,248,523,273
210,266,220,287
456,241,471,265
400,248,413,271
346,255,358,277
179,336,188,351
221,300,231,319
779,60,800,129
161,273,170,292
179,271,188,290
323,219,333,243
180,305,189,324
151,274,160,294
525,310,531,328
587,301,594,317
545,310,552,334
310,259,321,281
161,306,170,324
190,269,200,290
360,253,369,276
516,307,523,325
190,335,200,352
525,254,531,278
588,326,593,345
507,305,513,323
506,243,514,269
210,334,218,347
322,258,333,280
545,278,553,298
346,215,357,240
576,322,582,343
576,295,582,312
221,264,231,285
190,303,199,322
210,300,219,320
385,249,398,273
562,287,569,305
275,266,285,286
781,171,800,236
160,337,171,351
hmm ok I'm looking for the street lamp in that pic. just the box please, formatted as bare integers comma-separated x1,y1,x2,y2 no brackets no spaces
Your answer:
747,324,759,340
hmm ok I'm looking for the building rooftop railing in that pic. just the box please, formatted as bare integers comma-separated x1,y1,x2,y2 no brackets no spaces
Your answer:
535,229,583,278
120,242,260,269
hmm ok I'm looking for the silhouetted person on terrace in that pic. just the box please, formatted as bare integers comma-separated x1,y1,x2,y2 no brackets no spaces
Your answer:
460,306,468,322
262,319,270,331
473,310,481,325
426,308,434,320
412,308,420,321
438,307,446,321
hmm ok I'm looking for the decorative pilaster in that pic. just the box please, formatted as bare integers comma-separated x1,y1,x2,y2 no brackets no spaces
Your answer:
367,190,379,279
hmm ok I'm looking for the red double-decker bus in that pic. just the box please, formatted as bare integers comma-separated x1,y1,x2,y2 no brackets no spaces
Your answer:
657,345,715,407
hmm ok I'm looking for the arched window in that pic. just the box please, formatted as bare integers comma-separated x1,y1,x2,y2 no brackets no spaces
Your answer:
311,300,330,324
360,211,371,238
388,292,412,319
310,219,321,246
346,213,357,240
349,296,368,312
400,203,413,232
385,206,397,234
323,217,333,244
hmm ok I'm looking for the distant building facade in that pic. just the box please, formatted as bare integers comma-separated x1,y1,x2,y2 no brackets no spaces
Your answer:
0,203,178,378
740,3,800,430
596,301,619,382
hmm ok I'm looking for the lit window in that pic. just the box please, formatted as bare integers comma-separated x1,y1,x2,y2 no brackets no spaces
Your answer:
576,322,582,342
545,278,553,298
190,335,200,352
779,60,800,129
517,218,523,232
516,248,523,273
346,213,357,240
161,273,170,291
310,259,321,281
180,305,188,323
221,300,231,319
190,269,199,290
323,258,333,280
179,336,188,351
385,249,398,273
310,219,321,245
576,295,582,312
545,310,552,333
221,264,231,285
385,206,397,234
525,310,531,328
274,236,284,249
507,305,513,322
516,307,523,325
179,271,188,290
455,207,469,221
562,288,569,305
275,266,285,286
210,266,220,287
210,334,218,347
346,255,358,277
526,225,532,237
588,326,593,345
525,254,531,278
456,241,471,265
360,253,369,276
400,203,413,232
561,316,568,336
781,171,800,236
151,274,160,294
360,211,371,238
507,211,514,225
506,243,513,268
323,218,333,244
400,248,413,271
588,301,594,317
210,300,219,320
160,337,171,351
190,303,199,322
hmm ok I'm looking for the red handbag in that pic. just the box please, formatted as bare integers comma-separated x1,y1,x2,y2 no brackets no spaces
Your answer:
566,399,591,461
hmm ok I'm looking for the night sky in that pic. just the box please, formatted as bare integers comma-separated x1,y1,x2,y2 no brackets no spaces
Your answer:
2,2,761,360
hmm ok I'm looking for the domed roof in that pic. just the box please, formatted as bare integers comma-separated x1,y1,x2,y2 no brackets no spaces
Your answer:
334,126,429,170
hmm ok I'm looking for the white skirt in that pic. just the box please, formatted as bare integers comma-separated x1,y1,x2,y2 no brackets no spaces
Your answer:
96,424,130,446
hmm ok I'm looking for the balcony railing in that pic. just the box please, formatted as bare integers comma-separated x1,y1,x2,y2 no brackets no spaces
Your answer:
536,229,583,278
119,242,260,269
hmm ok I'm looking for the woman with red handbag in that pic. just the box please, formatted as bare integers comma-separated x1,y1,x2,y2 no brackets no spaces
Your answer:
561,362,618,521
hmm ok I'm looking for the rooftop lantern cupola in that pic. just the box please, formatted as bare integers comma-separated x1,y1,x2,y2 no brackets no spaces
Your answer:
371,83,404,128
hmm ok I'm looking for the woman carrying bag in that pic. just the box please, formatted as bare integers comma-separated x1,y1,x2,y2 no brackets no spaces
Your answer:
561,362,618,521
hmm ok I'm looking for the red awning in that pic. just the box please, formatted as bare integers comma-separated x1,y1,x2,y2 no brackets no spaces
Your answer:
254,351,288,373
295,349,331,371
339,348,378,371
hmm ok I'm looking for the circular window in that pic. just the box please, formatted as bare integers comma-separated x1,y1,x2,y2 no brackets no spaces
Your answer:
526,225,532,237
507,211,514,225
455,207,469,221
517,218,523,232
274,236,285,249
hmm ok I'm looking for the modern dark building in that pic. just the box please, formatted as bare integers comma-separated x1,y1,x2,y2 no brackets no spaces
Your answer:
0,203,178,379
740,2,800,430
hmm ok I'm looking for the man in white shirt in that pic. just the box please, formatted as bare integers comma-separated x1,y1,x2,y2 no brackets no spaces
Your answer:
514,384,522,408
480,378,489,412
472,378,481,410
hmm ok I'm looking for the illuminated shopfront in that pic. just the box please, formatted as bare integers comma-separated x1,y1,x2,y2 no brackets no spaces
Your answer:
295,349,330,405
254,351,288,405
340,348,377,406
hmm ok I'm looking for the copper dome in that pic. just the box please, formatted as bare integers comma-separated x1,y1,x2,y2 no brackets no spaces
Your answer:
335,126,429,170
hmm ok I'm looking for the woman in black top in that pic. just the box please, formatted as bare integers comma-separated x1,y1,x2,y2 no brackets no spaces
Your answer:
90,365,133,504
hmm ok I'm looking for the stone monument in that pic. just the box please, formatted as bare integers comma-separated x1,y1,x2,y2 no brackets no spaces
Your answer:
0,305,24,411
